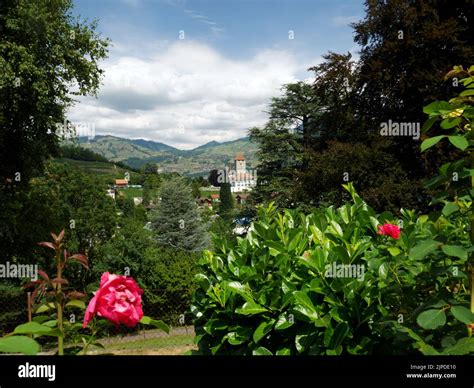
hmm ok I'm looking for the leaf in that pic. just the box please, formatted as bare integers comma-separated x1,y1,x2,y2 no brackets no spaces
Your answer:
330,322,349,349
275,314,294,331
441,245,467,260
252,346,273,355
276,348,291,355
14,322,61,337
420,135,445,151
460,89,474,96
450,306,474,324
421,116,437,132
139,316,170,334
387,247,401,256
51,277,68,285
378,262,389,279
65,300,86,309
442,202,459,216
253,319,275,343
409,240,439,261
35,303,55,313
0,336,40,355
440,117,461,129
68,254,89,269
293,291,319,321
194,274,210,291
417,309,446,330
442,337,474,355
448,135,469,151
423,101,451,114
38,242,55,250
235,301,268,315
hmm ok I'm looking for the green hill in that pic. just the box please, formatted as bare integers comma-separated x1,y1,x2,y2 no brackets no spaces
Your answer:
78,135,258,175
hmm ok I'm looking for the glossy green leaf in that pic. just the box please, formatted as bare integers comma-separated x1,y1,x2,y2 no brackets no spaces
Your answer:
253,319,275,343
421,135,445,151
235,301,268,315
252,346,273,355
0,336,40,355
441,245,467,260
442,202,459,216
448,135,468,151
65,300,86,309
409,240,439,261
417,309,446,330
450,306,474,324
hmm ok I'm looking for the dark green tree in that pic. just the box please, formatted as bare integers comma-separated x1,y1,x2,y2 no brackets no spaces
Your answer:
0,0,109,261
149,177,209,251
219,182,234,218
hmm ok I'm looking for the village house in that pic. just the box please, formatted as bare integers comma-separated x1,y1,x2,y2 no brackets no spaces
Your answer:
211,193,220,203
115,178,128,188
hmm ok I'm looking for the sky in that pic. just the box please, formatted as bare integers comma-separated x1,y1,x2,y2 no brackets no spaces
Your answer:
68,0,365,149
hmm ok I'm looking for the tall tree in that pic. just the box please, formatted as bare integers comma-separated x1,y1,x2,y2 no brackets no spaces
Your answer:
249,82,322,208
0,0,109,261
219,182,234,218
353,0,474,176
149,177,209,252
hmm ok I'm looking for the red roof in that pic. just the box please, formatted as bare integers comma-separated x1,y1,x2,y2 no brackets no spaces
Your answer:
211,194,220,199
115,179,128,185
234,152,245,161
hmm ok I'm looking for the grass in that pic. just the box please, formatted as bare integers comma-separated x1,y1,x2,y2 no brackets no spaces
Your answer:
119,187,143,200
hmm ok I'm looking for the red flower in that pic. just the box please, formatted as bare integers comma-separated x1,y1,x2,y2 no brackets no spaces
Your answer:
83,272,143,328
377,223,401,239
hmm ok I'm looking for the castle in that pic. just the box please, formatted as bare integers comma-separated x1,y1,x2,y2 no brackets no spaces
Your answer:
228,152,257,193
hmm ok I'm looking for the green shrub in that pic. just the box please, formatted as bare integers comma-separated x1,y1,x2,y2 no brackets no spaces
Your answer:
191,183,472,355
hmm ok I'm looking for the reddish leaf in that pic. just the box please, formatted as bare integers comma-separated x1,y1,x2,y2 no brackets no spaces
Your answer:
51,232,58,241
69,254,89,269
22,280,42,289
57,229,65,242
38,270,49,281
38,242,55,250
51,277,69,285
67,291,86,299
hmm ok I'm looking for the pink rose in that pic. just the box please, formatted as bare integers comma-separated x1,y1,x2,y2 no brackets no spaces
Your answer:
377,223,401,239
83,272,143,328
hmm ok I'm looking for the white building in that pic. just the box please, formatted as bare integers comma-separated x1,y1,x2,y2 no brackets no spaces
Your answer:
228,153,257,193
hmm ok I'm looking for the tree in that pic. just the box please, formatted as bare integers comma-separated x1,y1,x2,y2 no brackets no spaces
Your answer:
219,182,234,218
353,0,474,176
249,82,322,208
0,0,108,261
149,177,209,251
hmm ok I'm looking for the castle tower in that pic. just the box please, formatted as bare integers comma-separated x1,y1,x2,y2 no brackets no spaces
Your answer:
234,152,246,173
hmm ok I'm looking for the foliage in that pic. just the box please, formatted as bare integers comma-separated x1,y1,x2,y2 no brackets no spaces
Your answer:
149,176,210,251
191,182,472,355
219,182,234,218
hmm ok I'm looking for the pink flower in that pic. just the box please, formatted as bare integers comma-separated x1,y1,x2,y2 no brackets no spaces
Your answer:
83,272,143,328
377,223,401,239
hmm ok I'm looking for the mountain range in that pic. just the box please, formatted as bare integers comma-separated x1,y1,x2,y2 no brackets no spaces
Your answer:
78,135,258,176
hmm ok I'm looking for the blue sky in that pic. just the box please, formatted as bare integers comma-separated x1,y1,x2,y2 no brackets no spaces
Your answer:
69,0,364,148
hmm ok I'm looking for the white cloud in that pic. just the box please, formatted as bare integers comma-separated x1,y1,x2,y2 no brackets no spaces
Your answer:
68,40,302,149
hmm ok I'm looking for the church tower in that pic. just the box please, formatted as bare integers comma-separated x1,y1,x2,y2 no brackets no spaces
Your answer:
234,152,246,173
